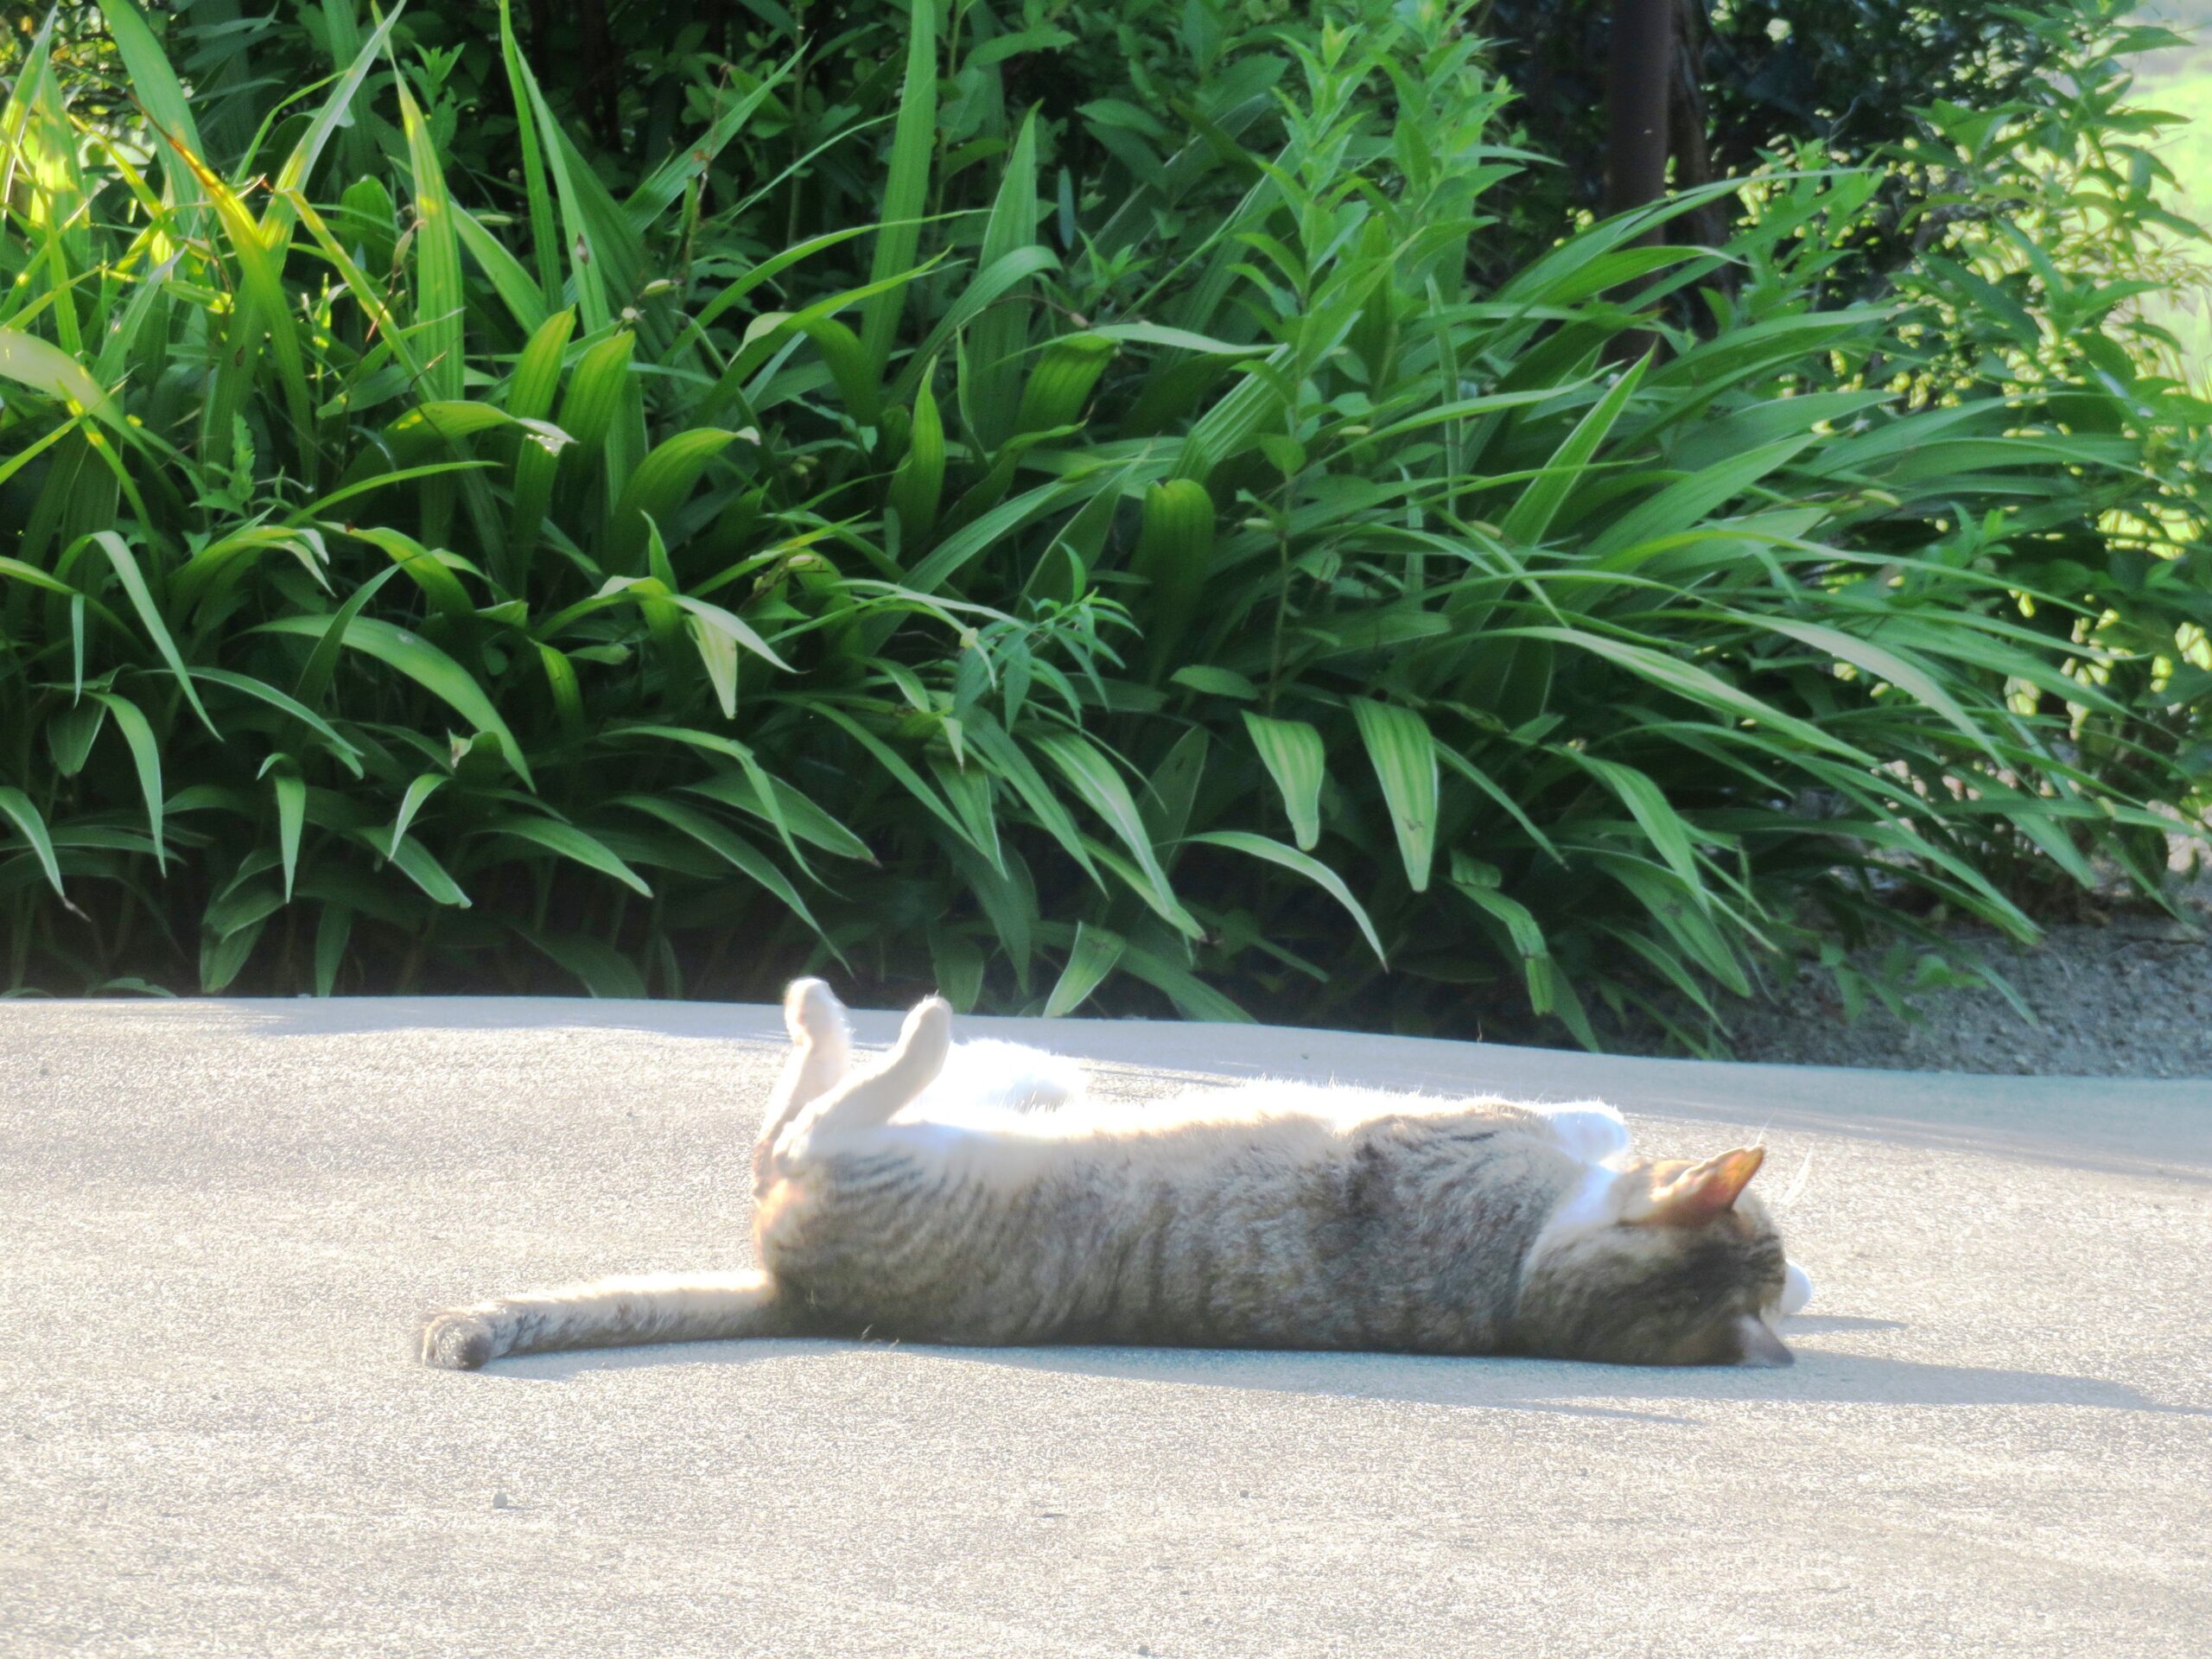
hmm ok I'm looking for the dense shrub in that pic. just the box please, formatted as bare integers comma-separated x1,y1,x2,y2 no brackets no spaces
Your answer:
0,0,2202,1042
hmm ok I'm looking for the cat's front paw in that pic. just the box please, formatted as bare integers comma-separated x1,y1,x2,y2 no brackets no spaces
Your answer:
1780,1261,1814,1317
419,1307,499,1370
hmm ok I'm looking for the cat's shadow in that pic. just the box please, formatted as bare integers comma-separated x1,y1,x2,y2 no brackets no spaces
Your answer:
495,1326,2207,1422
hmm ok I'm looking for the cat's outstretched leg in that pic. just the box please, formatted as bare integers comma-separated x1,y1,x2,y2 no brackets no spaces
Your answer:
420,1268,789,1370
780,995,952,1149
754,979,853,1185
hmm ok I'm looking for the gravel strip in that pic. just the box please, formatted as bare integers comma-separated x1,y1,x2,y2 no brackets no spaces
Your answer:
1708,900,2212,1078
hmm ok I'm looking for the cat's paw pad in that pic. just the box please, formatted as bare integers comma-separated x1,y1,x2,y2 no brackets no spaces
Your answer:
419,1309,498,1370
784,978,846,1046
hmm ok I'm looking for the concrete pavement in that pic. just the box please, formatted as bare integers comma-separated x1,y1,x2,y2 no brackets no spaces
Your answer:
3,997,2207,1657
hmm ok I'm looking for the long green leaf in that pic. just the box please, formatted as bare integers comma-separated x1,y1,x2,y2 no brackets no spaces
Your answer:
1349,700,1438,892
257,613,534,788
0,787,67,903
860,0,940,378
1188,830,1386,965
485,815,652,897
1242,712,1326,850
86,691,164,868
1044,922,1124,1016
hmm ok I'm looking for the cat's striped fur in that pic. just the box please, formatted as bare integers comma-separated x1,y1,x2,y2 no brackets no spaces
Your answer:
420,980,1810,1370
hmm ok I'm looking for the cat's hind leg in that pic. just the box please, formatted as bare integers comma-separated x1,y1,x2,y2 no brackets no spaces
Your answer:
780,995,952,1150
420,1268,789,1370
755,979,853,1184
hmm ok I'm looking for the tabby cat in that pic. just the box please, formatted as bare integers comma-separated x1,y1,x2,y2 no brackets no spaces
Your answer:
420,980,1812,1370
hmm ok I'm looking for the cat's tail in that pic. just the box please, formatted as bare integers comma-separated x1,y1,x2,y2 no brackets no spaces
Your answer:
418,1268,789,1370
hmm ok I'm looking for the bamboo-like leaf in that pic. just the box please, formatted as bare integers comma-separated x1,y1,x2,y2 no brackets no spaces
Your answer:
887,372,947,538
358,825,473,907
1131,478,1215,676
45,701,105,775
271,766,307,902
314,904,353,996
454,203,550,334
1501,354,1648,545
689,780,871,872
860,0,939,378
486,814,652,897
507,308,580,570
0,327,124,431
1112,935,1252,1023
1451,862,1549,961
1496,626,1872,762
1566,753,1707,900
257,613,534,788
162,144,314,468
94,0,206,212
556,330,637,472
808,702,996,862
1032,730,1195,934
189,667,364,775
503,1,610,327
517,926,648,998
391,772,446,859
266,4,404,221
68,533,219,736
1014,332,1116,434
1587,435,1820,562
0,786,67,903
625,56,793,226
1757,616,1993,752
1044,922,1124,1016
616,794,840,950
496,0,562,306
396,71,466,540
79,692,164,868
967,111,1040,451
1187,830,1386,965
340,524,478,630
607,430,747,573
1349,700,1438,892
1240,711,1326,850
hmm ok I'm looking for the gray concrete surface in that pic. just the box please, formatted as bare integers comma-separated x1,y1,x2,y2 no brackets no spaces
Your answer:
3,997,2208,1658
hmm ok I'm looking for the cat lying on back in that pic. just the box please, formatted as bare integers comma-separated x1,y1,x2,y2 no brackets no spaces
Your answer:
421,980,1813,1371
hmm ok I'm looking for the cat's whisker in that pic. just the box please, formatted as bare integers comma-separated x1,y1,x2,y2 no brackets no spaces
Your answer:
1773,1147,1814,1211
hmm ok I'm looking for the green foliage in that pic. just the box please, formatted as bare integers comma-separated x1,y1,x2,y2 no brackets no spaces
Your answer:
0,0,2202,1048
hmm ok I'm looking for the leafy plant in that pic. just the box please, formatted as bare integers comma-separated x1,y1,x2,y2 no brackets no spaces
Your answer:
0,0,2201,1050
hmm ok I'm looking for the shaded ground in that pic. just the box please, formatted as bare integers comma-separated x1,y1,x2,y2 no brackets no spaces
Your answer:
1713,907,2212,1078
3,998,2208,1658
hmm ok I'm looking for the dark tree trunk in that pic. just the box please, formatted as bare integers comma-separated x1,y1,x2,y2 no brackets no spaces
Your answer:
1603,0,1673,226
1668,0,1730,250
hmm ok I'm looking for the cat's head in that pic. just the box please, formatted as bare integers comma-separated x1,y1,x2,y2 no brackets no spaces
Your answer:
1515,1147,1795,1367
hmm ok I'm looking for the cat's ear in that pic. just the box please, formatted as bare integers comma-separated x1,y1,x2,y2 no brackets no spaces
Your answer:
1637,1146,1764,1227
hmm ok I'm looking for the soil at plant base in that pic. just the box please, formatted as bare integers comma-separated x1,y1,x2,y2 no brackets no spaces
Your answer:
1701,906,2212,1079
